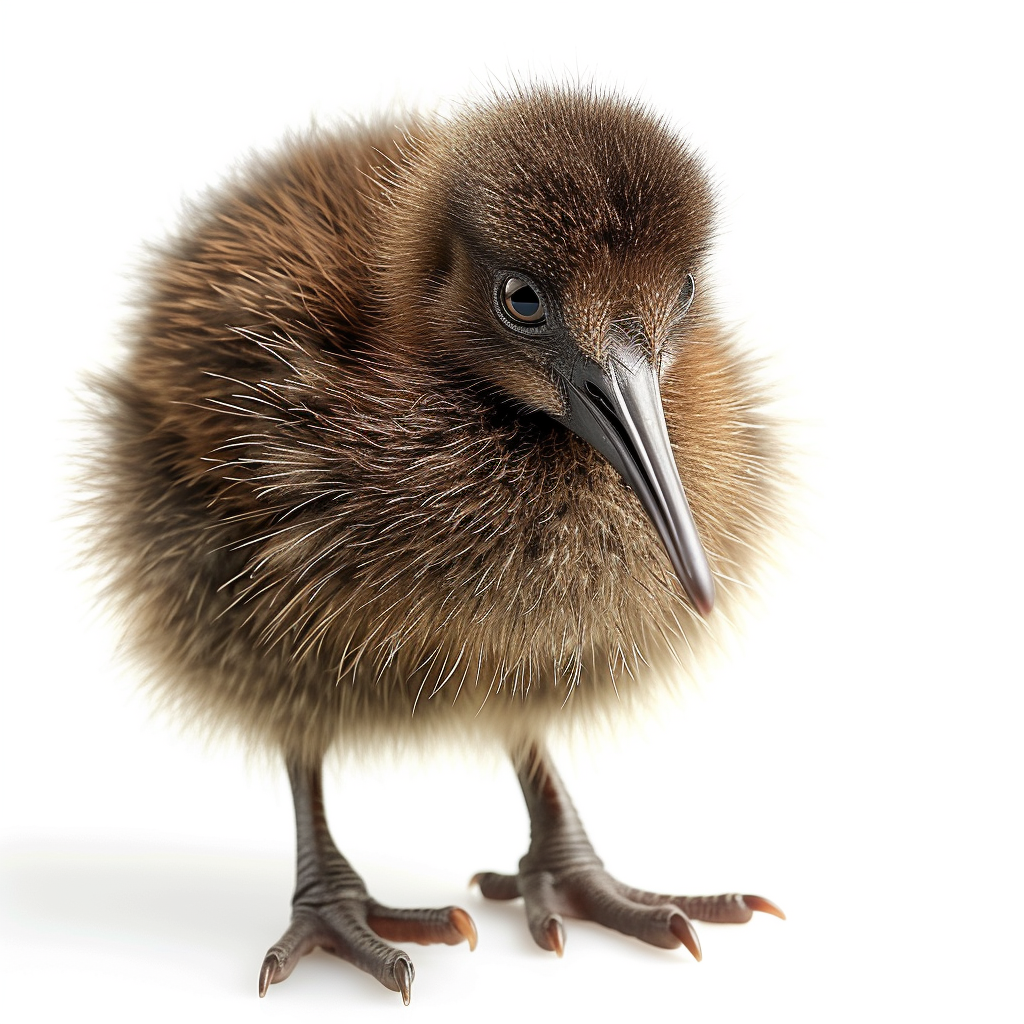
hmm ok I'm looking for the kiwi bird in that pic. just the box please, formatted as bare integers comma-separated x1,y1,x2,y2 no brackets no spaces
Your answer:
86,85,784,1004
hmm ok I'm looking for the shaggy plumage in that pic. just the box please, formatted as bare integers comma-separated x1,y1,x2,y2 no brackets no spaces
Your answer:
85,84,784,1001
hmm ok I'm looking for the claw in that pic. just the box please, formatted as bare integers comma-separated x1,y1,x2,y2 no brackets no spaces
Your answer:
258,953,280,998
449,907,478,951
742,895,786,920
669,913,702,962
393,957,413,1006
544,916,566,958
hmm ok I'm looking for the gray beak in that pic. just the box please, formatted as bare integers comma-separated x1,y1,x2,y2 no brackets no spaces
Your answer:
553,332,715,617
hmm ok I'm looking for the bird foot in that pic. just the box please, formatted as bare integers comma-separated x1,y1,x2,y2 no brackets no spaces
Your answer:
264,761,477,1002
474,749,782,960
260,893,477,1003
473,863,783,959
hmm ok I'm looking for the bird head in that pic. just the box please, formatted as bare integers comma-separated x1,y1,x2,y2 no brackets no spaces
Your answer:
377,87,719,617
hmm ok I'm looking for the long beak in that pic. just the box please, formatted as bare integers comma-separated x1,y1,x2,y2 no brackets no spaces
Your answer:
553,339,715,617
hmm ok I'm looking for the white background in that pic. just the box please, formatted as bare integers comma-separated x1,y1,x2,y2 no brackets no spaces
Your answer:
2,2,1021,1021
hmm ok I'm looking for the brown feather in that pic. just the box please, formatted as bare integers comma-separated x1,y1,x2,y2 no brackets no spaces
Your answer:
84,84,784,767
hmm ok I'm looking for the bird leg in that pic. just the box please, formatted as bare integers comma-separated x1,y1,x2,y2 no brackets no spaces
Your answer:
259,759,477,1004
474,745,783,959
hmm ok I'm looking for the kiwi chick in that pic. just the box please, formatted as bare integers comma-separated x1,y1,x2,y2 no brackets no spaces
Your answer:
86,84,784,1003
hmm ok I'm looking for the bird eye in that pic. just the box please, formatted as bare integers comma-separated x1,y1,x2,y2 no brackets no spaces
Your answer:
501,277,546,325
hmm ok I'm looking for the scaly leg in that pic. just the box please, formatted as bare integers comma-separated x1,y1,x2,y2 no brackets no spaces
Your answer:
260,759,476,1004
474,745,783,959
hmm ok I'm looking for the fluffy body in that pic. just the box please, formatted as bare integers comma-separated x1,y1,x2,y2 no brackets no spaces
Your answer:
87,87,780,766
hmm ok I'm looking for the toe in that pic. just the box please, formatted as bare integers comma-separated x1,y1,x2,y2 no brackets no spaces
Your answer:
618,887,785,925
571,876,701,953
519,870,570,954
366,903,478,949
472,871,521,900
672,893,769,923
258,913,323,996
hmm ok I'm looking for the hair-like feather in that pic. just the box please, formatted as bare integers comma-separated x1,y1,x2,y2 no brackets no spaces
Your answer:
84,84,783,767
